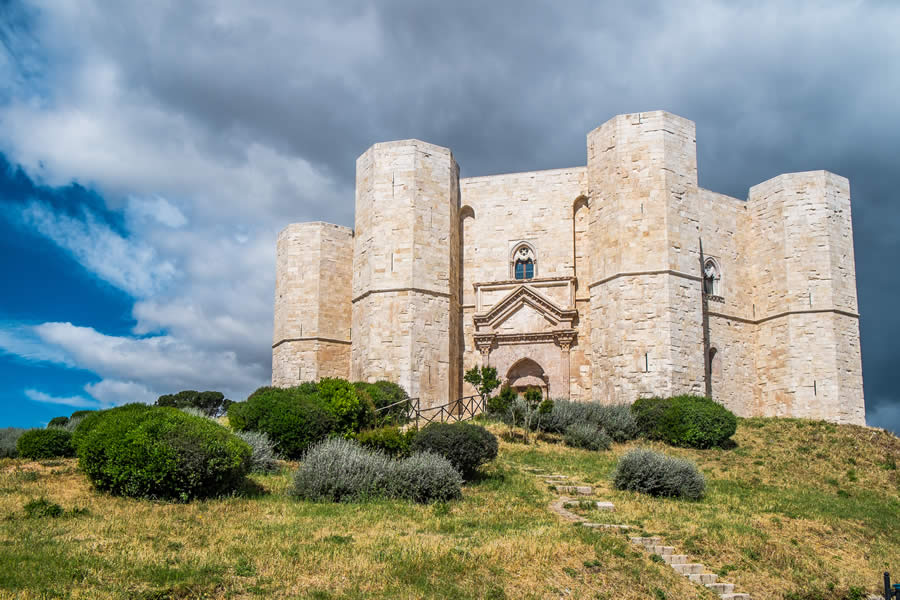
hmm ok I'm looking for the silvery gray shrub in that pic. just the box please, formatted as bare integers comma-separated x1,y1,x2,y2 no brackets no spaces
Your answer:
388,451,462,503
0,427,26,458
235,430,282,473
613,448,706,500
291,437,463,504
543,400,638,442
563,423,612,451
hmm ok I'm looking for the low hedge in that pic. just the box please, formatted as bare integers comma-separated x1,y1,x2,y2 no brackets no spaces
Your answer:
17,429,75,459
78,405,251,500
632,395,737,449
563,423,612,451
410,422,497,479
353,381,409,425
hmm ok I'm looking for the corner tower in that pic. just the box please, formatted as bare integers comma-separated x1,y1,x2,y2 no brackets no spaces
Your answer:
350,140,461,408
586,111,706,402
272,222,353,385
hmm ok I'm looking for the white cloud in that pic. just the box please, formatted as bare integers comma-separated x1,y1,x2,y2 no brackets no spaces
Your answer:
18,201,178,297
84,379,157,406
25,388,95,408
126,196,187,229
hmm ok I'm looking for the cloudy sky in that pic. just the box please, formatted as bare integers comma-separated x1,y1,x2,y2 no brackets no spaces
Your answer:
0,1,897,433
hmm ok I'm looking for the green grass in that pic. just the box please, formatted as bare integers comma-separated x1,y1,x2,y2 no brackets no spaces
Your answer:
0,417,897,599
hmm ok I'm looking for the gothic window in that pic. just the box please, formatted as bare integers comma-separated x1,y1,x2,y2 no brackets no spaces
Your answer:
703,258,722,299
511,243,536,280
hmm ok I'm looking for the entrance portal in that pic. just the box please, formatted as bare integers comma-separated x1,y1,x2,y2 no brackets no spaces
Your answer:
506,358,549,398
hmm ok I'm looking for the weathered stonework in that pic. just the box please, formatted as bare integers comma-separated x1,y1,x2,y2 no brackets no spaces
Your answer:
272,111,865,424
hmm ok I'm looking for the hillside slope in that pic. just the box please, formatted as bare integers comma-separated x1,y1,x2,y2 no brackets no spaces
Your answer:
0,417,897,599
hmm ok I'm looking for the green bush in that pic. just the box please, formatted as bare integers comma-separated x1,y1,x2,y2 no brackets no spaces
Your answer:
78,405,251,500
69,410,95,420
17,429,74,459
563,423,612,451
291,438,462,504
487,384,516,417
632,395,737,449
71,404,150,452
47,416,69,428
156,390,231,417
354,426,416,457
291,437,392,502
0,428,26,458
228,388,337,459
353,381,409,425
317,378,365,434
613,448,706,500
23,497,64,518
410,422,498,479
388,451,462,503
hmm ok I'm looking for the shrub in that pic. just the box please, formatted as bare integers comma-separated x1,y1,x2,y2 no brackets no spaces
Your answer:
69,410,95,420
235,430,281,473
317,378,365,434
543,400,638,442
17,429,74,459
388,451,462,503
291,438,462,504
78,405,251,500
354,426,416,457
354,381,408,425
563,423,612,451
613,448,706,500
47,416,69,428
23,497,64,518
228,388,337,459
632,395,737,449
291,437,391,502
0,428,26,458
487,383,516,417
156,390,231,417
71,404,150,452
410,422,498,479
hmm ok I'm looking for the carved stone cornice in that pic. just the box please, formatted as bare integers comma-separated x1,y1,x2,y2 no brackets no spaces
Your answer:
473,284,577,331
474,330,577,350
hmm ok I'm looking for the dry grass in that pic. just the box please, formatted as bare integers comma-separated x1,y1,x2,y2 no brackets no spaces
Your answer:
0,417,896,599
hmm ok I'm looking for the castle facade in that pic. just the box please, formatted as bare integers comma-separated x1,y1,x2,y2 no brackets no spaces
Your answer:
272,111,865,424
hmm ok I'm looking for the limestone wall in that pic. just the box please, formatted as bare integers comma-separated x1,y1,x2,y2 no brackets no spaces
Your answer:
272,222,353,386
351,140,460,408
586,111,705,404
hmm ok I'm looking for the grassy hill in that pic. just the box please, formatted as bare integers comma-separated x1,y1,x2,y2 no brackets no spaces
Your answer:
0,417,897,600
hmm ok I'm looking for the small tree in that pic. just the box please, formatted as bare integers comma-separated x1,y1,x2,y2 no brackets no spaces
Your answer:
512,387,553,444
464,365,500,407
155,390,231,417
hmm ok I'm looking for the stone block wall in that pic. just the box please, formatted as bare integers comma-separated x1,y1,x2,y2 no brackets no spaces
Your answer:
272,222,353,386
351,140,459,408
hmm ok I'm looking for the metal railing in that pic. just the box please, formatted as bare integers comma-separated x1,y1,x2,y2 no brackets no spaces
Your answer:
373,394,486,428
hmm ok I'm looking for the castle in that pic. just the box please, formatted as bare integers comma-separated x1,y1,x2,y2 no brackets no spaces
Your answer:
272,111,865,425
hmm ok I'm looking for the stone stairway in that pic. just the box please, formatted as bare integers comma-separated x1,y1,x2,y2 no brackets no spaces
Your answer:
526,466,751,599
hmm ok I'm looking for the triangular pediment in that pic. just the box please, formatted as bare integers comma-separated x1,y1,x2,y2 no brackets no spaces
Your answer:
474,285,577,333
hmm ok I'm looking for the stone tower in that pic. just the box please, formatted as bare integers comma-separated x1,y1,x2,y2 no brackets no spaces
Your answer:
350,140,461,408
272,222,353,385
586,111,706,403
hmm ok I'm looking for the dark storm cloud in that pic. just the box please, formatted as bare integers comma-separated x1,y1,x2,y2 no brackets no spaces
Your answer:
2,1,897,430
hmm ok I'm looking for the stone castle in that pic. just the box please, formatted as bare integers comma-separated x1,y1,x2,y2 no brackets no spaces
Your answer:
272,111,865,425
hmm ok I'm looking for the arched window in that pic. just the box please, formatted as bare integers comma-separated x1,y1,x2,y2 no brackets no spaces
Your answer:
511,243,536,280
703,258,722,299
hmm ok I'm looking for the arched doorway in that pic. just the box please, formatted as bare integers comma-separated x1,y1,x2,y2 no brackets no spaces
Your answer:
506,358,549,398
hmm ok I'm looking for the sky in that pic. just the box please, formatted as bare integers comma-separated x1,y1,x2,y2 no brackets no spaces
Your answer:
0,0,897,433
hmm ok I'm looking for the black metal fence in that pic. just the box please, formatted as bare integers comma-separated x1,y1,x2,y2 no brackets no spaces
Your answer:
373,394,486,428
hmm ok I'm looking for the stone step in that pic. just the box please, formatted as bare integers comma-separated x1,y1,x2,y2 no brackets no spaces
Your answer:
555,485,593,495
671,563,705,575
662,554,690,565
647,545,676,555
543,474,568,480
630,536,662,547
581,522,631,530
719,594,751,600
688,573,718,584
706,582,735,594
595,501,615,511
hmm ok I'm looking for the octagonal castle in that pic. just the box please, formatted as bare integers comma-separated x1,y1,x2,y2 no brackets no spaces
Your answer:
272,111,865,425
